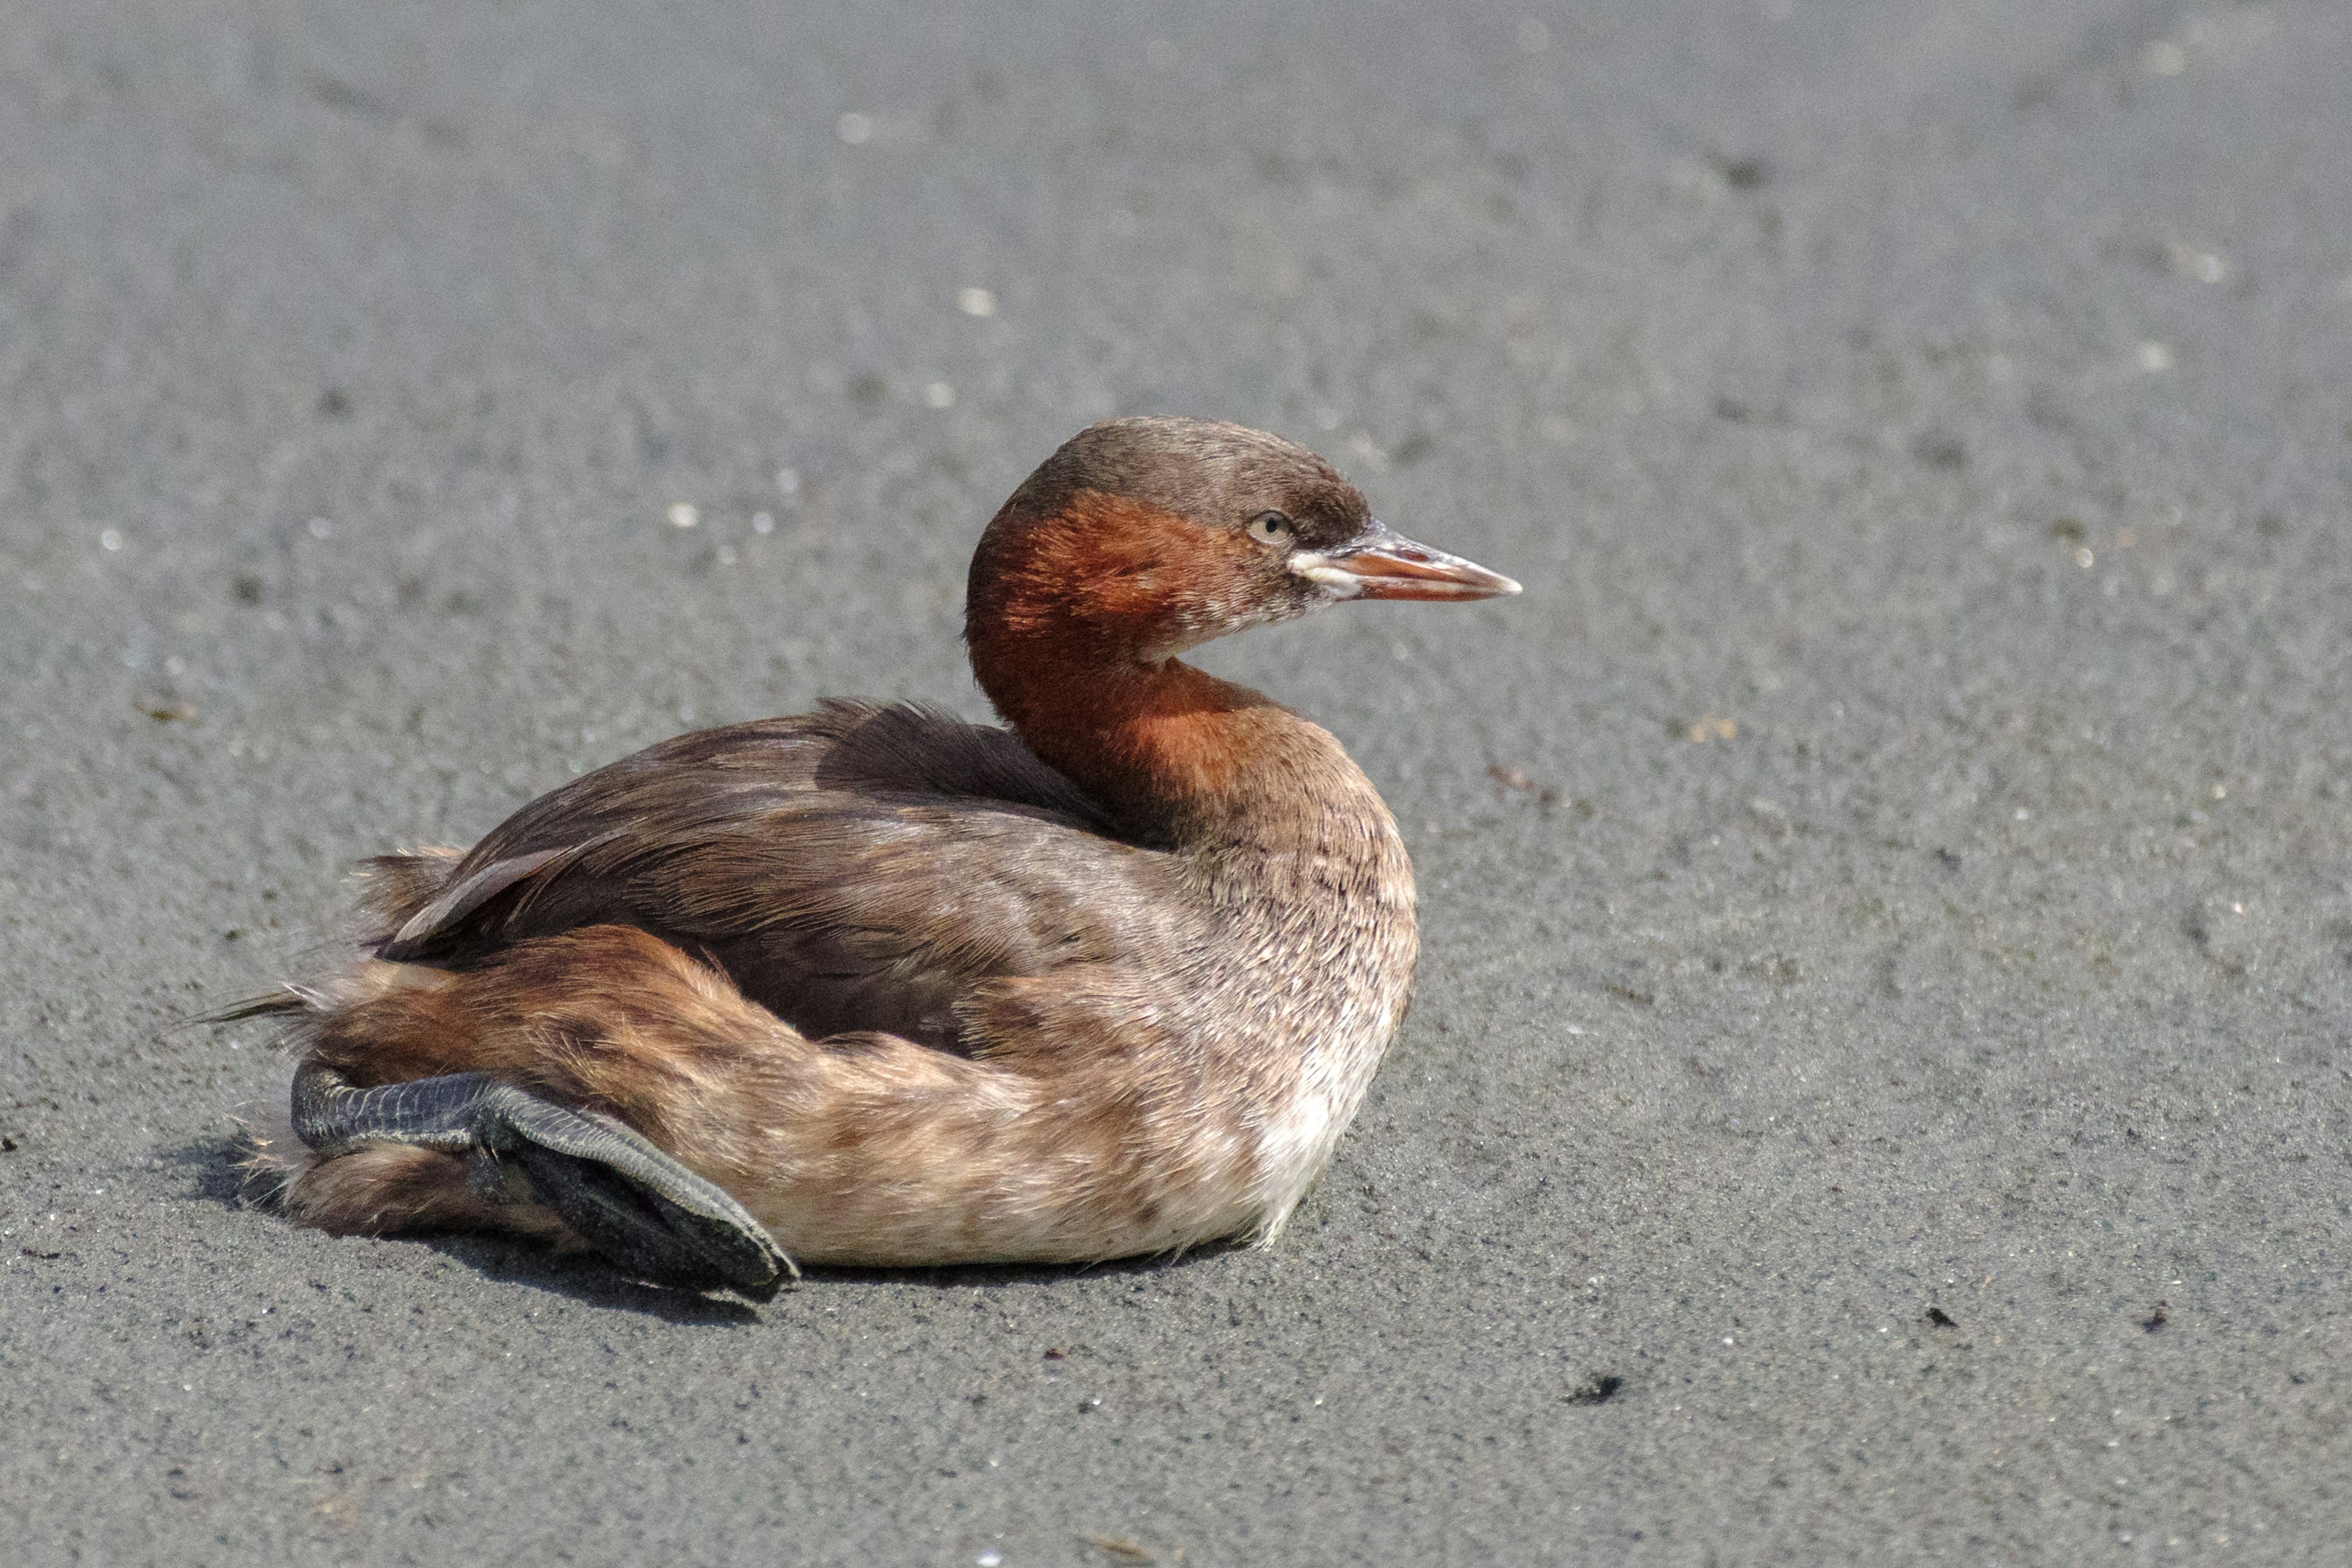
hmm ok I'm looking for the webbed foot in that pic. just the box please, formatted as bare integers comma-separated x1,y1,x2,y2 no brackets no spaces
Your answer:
292,1060,793,1300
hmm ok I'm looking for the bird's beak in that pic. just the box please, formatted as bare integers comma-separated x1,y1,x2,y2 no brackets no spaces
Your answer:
1289,521,1522,602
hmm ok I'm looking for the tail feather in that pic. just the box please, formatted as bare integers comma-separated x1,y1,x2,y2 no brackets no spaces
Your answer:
187,848,464,1036
186,990,307,1028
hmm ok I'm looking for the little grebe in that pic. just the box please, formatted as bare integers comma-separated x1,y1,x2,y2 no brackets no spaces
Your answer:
246,417,1517,1297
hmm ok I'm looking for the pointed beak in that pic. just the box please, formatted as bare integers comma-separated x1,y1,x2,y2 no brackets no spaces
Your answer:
1290,521,1522,602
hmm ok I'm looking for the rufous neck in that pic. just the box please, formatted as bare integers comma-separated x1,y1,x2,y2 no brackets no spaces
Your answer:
969,631,1339,851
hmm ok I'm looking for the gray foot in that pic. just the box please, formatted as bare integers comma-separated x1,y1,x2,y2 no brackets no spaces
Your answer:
292,1060,793,1300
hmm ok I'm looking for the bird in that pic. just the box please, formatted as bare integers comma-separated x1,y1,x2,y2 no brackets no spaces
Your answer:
237,417,1518,1299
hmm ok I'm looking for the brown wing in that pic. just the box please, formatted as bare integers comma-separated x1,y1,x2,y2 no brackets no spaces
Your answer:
378,701,1200,1052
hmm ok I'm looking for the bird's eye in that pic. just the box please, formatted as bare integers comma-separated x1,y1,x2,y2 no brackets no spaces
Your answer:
1246,511,1295,545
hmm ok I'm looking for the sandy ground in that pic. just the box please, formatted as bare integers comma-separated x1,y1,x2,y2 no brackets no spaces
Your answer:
4,2,2349,1562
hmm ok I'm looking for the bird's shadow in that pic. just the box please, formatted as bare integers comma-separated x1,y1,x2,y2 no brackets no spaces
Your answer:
172,1133,257,1208
813,1237,1247,1294
167,1131,1237,1321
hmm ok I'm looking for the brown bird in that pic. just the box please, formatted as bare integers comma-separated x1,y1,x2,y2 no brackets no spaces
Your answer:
241,417,1518,1298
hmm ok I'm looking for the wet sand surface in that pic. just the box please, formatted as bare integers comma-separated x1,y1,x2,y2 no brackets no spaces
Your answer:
4,2,2348,1562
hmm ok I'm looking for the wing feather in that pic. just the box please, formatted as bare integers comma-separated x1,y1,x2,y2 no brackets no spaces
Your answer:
381,702,1191,1052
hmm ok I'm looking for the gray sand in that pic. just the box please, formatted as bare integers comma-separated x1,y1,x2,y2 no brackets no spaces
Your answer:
4,2,2348,1562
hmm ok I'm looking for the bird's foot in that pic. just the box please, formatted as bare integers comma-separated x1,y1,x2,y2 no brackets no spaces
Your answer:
292,1060,793,1300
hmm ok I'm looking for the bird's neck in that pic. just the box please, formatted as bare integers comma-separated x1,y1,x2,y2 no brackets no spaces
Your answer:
971,636,1379,855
